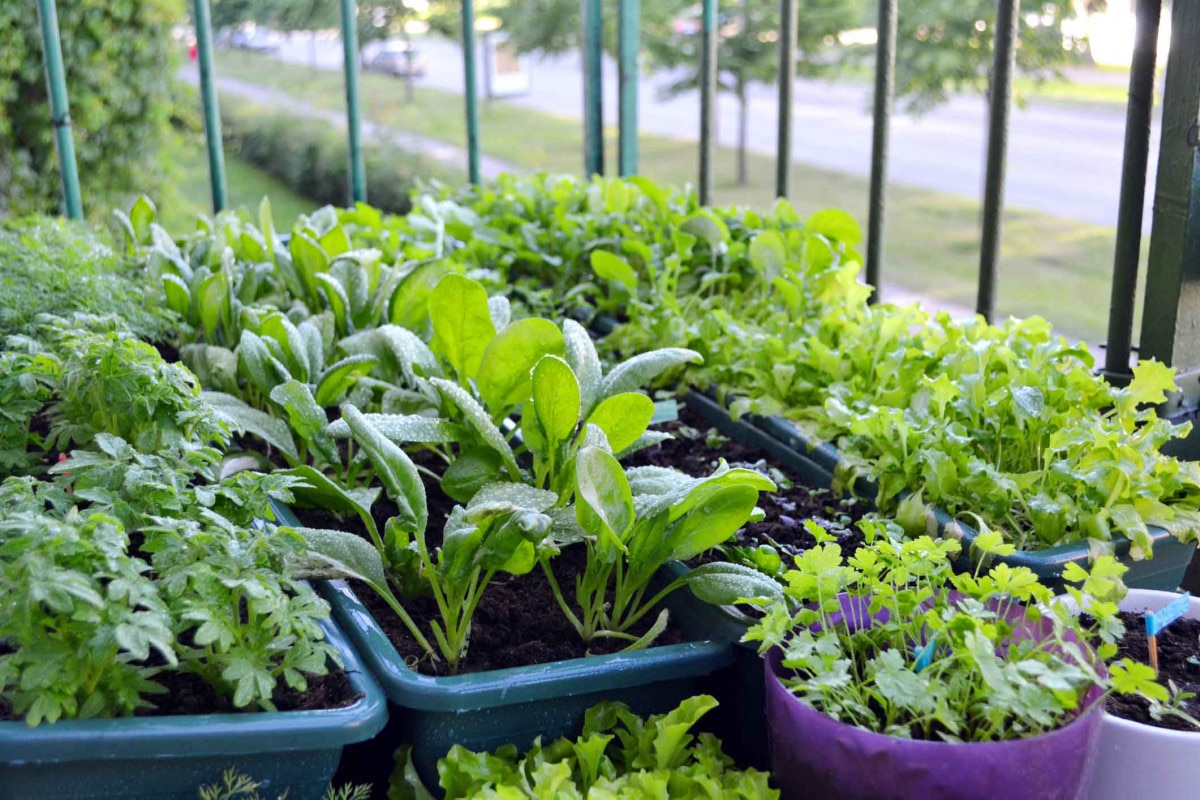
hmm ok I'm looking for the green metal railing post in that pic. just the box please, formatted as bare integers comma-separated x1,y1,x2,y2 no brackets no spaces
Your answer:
1103,0,1161,380
976,0,1019,323
775,0,798,198
582,0,604,176
865,0,897,303
617,0,639,176
698,0,717,203
192,0,227,213
1139,0,1200,411
462,0,481,184
339,0,366,204
34,0,82,219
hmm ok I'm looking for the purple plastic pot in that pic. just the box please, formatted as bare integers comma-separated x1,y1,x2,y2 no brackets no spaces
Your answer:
763,611,1106,800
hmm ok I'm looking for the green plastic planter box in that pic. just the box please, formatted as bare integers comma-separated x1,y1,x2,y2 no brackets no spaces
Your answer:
0,615,387,800
315,578,735,793
749,409,1196,593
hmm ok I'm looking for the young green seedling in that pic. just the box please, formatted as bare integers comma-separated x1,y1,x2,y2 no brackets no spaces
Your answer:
543,446,777,649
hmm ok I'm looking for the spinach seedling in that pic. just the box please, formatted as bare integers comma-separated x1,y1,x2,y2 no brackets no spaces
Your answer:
544,447,777,649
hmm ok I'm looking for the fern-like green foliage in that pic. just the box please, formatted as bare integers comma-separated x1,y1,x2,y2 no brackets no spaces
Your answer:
0,218,175,341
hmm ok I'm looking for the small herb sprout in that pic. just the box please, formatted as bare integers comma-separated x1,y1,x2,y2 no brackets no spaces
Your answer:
197,768,371,800
744,527,1157,742
1146,680,1200,730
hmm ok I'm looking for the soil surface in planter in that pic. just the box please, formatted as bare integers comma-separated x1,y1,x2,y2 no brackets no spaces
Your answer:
355,543,688,677
294,451,688,677
0,653,358,721
624,402,868,562
1107,610,1200,731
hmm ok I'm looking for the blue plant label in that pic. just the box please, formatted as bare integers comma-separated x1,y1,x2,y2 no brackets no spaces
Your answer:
650,399,679,425
913,638,937,674
1145,592,1191,638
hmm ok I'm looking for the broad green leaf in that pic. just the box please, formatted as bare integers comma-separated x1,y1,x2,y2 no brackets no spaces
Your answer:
590,250,638,291
488,295,511,331
430,377,521,480
202,391,298,461
161,273,190,317
318,225,351,258
806,208,862,245
575,446,635,552
532,355,581,445
389,260,448,334
585,393,655,453
238,330,291,394
281,465,379,544
666,483,761,560
292,526,387,588
681,562,784,605
268,381,339,464
259,313,311,382
315,354,378,407
129,195,157,244
680,212,728,248
289,232,328,306
468,482,560,513
599,348,702,400
477,318,565,412
341,405,428,535
749,231,788,278
197,270,229,342
442,447,505,503
326,413,460,444
317,272,353,335
428,274,496,380
180,344,238,394
373,324,440,385
563,320,603,414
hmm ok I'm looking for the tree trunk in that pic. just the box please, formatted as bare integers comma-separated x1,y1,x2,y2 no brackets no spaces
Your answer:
737,75,749,186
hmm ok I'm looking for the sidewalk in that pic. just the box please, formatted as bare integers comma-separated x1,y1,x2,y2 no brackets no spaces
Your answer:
179,67,520,180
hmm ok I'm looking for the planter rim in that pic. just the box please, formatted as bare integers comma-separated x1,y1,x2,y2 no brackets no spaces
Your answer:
316,577,734,713
765,643,1105,752
0,611,388,764
1102,587,1200,740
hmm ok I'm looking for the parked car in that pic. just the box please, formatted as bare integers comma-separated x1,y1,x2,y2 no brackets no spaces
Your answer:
363,41,428,78
231,27,283,53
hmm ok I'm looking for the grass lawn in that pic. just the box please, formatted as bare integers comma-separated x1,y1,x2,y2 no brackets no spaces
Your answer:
156,131,318,232
215,50,1142,343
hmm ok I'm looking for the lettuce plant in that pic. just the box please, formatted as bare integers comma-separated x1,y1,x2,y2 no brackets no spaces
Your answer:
390,694,778,799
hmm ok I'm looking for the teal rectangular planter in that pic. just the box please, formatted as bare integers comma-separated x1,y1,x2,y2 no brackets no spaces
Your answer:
315,577,735,793
0,615,387,800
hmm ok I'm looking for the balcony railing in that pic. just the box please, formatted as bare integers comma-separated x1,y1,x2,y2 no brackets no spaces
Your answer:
29,0,1200,409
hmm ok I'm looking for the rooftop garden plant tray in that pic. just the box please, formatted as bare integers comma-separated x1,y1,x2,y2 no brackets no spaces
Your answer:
0,616,386,800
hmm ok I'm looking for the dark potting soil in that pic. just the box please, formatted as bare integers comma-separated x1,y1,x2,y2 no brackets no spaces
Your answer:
0,661,358,722
624,402,868,561
1106,610,1200,732
354,540,688,677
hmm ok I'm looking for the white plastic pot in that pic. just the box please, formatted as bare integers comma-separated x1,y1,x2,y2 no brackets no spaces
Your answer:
1087,588,1200,800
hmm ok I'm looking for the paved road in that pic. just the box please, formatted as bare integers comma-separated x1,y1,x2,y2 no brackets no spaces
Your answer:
267,33,1158,231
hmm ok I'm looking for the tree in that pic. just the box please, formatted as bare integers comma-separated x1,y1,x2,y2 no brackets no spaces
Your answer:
644,0,855,185
0,0,181,217
260,0,338,66
884,0,1081,113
